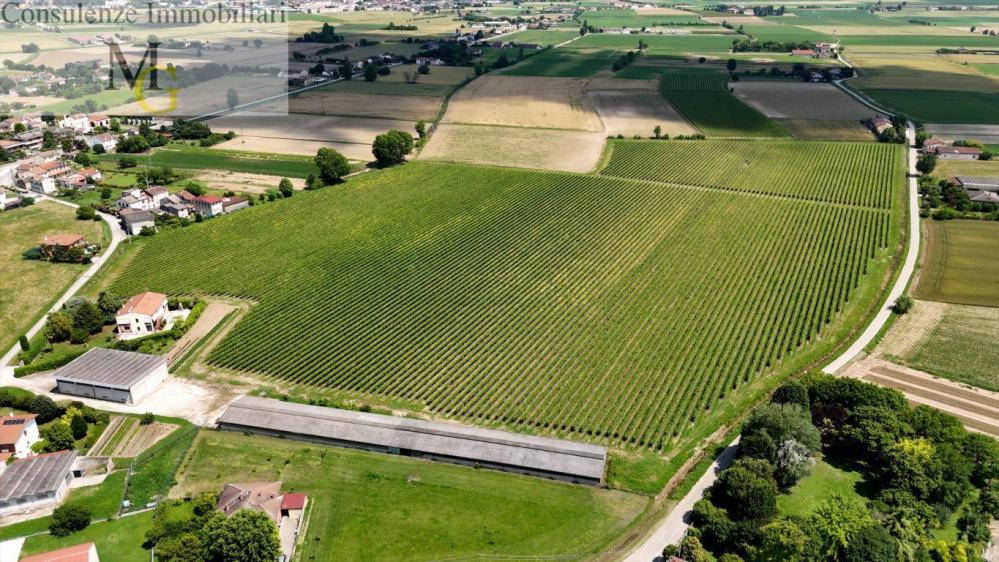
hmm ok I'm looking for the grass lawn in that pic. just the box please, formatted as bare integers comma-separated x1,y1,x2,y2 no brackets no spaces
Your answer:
0,201,106,359
123,425,198,509
934,157,999,178
57,187,125,209
915,220,999,308
863,89,999,124
19,511,154,562
777,456,867,518
174,431,648,562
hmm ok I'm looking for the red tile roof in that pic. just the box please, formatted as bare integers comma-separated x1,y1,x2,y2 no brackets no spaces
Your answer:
20,542,96,562
196,195,223,204
281,493,307,511
116,291,167,317
0,414,36,446
41,234,84,247
935,146,981,155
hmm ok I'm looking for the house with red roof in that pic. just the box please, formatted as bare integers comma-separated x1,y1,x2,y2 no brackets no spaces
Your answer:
934,145,982,160
216,481,308,560
115,292,169,339
193,195,225,217
0,413,40,460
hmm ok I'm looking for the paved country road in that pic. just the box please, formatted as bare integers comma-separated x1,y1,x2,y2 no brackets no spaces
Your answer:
622,122,920,561
0,195,127,384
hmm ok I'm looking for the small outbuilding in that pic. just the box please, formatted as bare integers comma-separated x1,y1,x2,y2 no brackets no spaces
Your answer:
52,348,168,404
0,450,76,516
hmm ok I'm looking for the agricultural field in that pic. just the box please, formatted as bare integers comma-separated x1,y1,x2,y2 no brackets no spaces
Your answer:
500,29,580,46
564,33,736,56
89,416,179,458
859,90,999,125
848,53,999,93
586,90,697,137
106,155,901,451
877,299,999,392
933,156,999,178
600,140,902,207
659,73,788,137
500,48,619,78
174,431,647,562
915,220,999,308
97,146,322,178
0,201,106,357
729,82,872,120
775,119,874,141
577,8,705,28
739,23,834,43
418,124,605,172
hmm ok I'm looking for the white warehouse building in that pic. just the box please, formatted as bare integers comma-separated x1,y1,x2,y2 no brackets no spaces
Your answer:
53,348,168,404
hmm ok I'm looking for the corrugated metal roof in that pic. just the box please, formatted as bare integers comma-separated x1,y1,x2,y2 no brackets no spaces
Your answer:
52,348,166,390
955,176,999,186
0,451,76,502
219,396,607,481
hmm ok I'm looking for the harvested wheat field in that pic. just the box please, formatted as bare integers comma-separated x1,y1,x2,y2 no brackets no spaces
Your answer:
588,90,697,137
215,136,374,160
193,171,306,194
731,82,872,120
290,90,439,121
419,124,605,172
445,75,661,131
876,299,948,361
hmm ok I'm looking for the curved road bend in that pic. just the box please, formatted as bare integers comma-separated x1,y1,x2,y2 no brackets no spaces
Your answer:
0,195,127,384
623,123,920,561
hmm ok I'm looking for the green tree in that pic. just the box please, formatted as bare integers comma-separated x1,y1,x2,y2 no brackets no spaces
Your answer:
74,152,93,166
278,178,294,198
13,122,27,134
314,148,351,185
50,504,92,537
45,311,73,343
119,156,138,169
157,533,203,562
415,120,427,140
771,381,809,410
18,334,30,352
893,295,913,314
653,125,662,139
30,395,63,423
740,402,821,463
727,58,738,72
843,525,899,562
709,458,778,521
372,129,414,166
758,518,808,561
70,414,88,439
97,291,124,324
70,299,103,334
809,494,873,559
44,423,75,452
42,130,57,150
364,64,379,82
916,153,937,175
202,510,280,562
226,88,239,111
76,205,96,221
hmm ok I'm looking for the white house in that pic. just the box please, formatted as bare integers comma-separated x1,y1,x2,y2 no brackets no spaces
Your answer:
119,208,156,236
193,195,225,217
116,189,156,211
59,113,92,134
0,413,40,460
145,185,169,205
115,291,169,338
84,133,117,153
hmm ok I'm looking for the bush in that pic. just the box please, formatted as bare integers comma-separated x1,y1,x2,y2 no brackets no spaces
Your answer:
893,295,913,314
50,504,92,537
141,412,156,425
708,458,778,522
119,156,138,169
44,423,75,452
70,414,88,439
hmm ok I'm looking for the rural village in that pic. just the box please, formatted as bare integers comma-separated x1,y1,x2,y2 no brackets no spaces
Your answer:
0,0,998,560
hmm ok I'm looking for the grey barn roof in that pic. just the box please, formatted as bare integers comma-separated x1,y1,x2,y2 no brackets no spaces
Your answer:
956,176,999,187
52,348,166,390
0,450,76,502
219,396,607,481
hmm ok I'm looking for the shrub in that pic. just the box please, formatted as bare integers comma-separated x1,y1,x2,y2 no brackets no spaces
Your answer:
141,412,156,425
893,295,913,314
50,504,92,536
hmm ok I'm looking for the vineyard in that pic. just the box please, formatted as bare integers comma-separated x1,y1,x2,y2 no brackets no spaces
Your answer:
659,73,788,138
600,140,903,208
108,160,900,450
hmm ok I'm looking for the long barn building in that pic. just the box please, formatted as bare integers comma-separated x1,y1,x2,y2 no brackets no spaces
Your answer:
217,396,608,485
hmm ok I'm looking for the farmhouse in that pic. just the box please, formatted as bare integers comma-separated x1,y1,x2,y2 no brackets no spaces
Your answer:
119,208,156,236
53,348,168,404
869,116,893,134
923,137,947,151
216,481,307,559
0,413,40,460
954,176,999,193
217,396,608,485
115,291,169,338
193,195,225,217
0,450,76,516
39,234,90,261
934,146,981,160
20,542,100,562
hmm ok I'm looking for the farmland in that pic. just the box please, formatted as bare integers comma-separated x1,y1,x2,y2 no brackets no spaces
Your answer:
96,146,323,178
863,90,999,124
0,201,107,357
106,155,901,451
601,139,902,207
89,416,179,458
500,49,619,78
659,73,788,137
915,220,999,308
174,431,647,562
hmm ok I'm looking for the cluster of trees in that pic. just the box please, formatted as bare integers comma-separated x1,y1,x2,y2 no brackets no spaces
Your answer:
876,115,908,144
731,39,818,53
384,22,418,30
44,292,124,345
675,375,998,562
38,402,109,453
296,23,345,43
21,42,39,53
117,123,169,154
145,494,281,562
612,50,640,72
170,119,235,147
918,177,998,220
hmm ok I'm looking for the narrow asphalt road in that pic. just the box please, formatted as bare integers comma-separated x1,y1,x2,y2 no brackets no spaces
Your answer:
622,123,920,561
0,195,127,384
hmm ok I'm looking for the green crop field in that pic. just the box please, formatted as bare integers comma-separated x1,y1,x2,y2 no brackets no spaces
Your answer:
600,140,901,208
500,48,618,77
580,9,705,28
862,90,999,124
841,34,999,48
96,146,323,177
916,220,999,308
565,33,735,55
740,23,833,43
659,73,788,137
107,155,900,451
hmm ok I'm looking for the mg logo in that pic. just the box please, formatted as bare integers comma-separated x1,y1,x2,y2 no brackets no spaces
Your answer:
107,42,178,114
